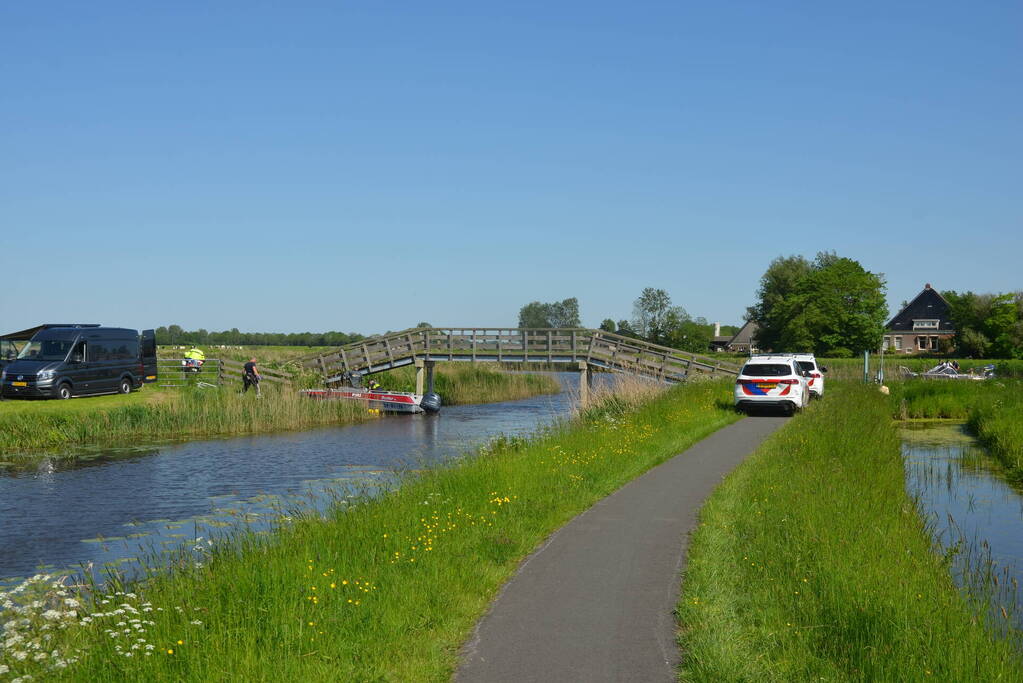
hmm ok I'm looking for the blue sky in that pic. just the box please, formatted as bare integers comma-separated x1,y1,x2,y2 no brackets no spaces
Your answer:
2,1,1020,335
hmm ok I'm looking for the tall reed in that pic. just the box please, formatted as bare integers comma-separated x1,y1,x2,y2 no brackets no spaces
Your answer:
0,385,369,461
375,362,559,405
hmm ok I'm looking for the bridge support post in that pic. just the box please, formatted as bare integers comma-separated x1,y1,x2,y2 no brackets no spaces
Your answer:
578,361,589,406
415,358,436,395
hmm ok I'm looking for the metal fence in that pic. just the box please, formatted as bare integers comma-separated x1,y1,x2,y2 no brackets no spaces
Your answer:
156,359,292,388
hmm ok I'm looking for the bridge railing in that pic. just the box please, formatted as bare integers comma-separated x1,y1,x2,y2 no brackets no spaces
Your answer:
303,328,740,383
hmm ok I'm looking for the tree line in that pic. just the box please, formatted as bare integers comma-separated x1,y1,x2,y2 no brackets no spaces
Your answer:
156,325,366,347
518,291,739,354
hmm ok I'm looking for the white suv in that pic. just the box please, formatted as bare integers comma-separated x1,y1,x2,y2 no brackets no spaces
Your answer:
734,356,811,415
792,353,827,398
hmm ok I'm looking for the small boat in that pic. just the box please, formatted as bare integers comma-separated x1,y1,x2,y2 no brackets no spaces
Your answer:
300,387,442,413
900,363,995,381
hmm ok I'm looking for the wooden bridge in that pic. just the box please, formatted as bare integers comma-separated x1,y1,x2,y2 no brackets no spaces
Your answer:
302,328,740,400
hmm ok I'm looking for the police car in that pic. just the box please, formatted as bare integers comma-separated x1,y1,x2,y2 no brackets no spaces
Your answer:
734,355,811,415
792,353,827,398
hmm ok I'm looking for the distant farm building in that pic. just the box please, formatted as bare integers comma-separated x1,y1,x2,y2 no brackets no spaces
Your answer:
883,284,955,353
710,320,759,353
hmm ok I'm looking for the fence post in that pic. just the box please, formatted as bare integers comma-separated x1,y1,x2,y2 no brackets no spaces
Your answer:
219,359,224,385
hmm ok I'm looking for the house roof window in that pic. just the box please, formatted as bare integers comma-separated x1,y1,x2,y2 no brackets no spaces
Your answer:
913,319,939,329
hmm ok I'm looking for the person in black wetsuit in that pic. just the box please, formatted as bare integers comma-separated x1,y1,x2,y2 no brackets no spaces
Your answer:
243,358,261,395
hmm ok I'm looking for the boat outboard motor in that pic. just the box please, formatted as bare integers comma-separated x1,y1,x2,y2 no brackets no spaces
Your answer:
420,392,442,413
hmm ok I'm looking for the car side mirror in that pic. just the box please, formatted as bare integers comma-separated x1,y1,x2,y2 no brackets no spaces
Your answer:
820,367,828,373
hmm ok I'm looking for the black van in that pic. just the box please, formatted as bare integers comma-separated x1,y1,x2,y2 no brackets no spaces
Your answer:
1,327,157,399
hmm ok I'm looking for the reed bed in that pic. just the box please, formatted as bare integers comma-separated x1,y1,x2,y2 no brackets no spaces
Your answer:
375,363,560,405
968,389,1023,481
886,377,1001,420
677,382,1022,681
0,365,559,462
0,381,739,681
576,371,669,419
0,386,371,463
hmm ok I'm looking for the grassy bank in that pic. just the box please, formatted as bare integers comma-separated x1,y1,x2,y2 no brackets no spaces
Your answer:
967,388,1023,481
0,365,559,461
677,383,1021,681
886,378,997,420
1,380,739,681
819,356,1023,381
885,378,1023,480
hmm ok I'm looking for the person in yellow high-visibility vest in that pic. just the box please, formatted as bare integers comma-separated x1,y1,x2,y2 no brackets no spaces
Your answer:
184,347,205,371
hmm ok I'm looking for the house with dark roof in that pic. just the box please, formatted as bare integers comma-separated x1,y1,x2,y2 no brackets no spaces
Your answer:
725,320,758,353
883,284,954,353
708,321,759,353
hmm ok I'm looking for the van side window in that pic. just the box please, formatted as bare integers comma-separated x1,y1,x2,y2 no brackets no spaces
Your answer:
70,342,85,363
112,339,138,360
89,341,111,362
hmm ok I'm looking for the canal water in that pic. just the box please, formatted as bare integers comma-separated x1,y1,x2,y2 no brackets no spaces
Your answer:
0,375,581,584
902,422,1023,631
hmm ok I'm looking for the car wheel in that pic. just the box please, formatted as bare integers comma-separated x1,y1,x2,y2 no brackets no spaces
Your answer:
119,378,133,394
57,383,73,400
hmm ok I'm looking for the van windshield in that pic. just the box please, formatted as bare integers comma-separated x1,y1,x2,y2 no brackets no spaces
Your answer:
16,340,74,362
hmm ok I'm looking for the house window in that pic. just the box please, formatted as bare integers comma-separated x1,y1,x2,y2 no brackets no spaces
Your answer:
894,336,902,350
931,336,939,350
913,319,939,330
883,336,890,350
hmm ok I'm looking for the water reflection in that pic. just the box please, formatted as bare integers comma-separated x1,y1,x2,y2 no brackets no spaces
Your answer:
902,422,1023,632
0,376,577,584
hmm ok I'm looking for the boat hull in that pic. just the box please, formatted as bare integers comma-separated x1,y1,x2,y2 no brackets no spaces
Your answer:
300,388,436,413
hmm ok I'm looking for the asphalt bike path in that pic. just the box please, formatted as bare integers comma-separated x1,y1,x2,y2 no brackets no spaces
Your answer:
456,416,787,683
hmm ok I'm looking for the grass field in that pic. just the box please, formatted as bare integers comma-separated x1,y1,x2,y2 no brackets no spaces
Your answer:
677,382,1022,680
0,380,740,681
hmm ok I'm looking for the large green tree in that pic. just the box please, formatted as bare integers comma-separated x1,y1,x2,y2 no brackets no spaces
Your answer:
944,290,1023,358
746,255,813,352
748,252,887,355
631,288,675,342
517,297,581,328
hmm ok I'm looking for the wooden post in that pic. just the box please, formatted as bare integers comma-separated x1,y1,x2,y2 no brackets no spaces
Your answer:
578,361,589,406
426,361,436,394
415,357,425,395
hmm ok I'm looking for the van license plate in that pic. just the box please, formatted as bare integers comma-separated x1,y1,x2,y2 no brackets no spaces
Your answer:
756,383,776,391
12,381,27,387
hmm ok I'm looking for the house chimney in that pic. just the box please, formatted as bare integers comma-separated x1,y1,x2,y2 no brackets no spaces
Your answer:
714,322,721,337
924,283,931,290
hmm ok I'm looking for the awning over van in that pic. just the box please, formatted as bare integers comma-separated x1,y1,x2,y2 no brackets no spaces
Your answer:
0,324,100,341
